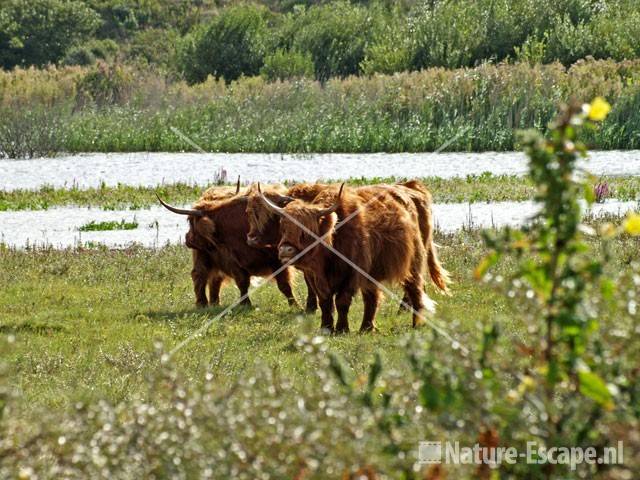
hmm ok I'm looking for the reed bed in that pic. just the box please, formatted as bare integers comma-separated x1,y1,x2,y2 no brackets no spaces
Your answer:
1,59,640,156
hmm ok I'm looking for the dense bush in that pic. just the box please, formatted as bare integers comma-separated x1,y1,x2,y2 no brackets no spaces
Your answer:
0,0,101,69
287,1,373,81
0,105,67,159
260,49,314,81
85,0,205,38
3,0,640,80
179,4,272,83
62,37,119,66
63,47,97,67
125,28,179,69
75,62,135,107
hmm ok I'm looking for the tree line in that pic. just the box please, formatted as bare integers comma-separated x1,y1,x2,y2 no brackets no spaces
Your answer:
1,0,640,83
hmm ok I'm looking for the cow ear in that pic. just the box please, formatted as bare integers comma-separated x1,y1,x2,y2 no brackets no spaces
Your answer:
318,211,338,233
196,216,217,241
273,194,295,207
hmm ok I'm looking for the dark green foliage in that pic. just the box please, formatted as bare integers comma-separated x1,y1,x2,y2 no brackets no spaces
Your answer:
288,1,373,81
63,37,118,66
63,47,97,67
179,4,271,83
125,28,179,68
3,0,640,78
0,0,101,69
85,0,207,38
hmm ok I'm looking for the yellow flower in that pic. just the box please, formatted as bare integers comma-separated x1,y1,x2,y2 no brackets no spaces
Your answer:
587,97,611,122
624,212,640,236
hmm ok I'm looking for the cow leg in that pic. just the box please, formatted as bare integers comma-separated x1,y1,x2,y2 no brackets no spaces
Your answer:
318,296,335,333
398,288,412,313
335,289,354,334
407,238,434,327
405,275,427,328
303,273,318,313
191,249,210,308
233,272,252,307
360,287,381,332
207,272,223,306
274,268,298,307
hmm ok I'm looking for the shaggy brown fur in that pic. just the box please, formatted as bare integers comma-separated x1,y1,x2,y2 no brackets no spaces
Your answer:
187,185,244,306
160,189,298,308
264,184,435,332
247,181,450,319
246,183,329,312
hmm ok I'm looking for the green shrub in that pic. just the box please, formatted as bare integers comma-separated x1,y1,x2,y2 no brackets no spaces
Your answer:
260,49,314,81
0,0,101,69
76,62,135,107
179,5,271,84
63,47,97,67
361,12,412,76
87,39,119,60
290,1,373,81
544,15,596,65
408,0,488,69
0,104,68,159
126,28,179,69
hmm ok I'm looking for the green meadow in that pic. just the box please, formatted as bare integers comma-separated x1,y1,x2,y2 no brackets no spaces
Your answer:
2,174,640,212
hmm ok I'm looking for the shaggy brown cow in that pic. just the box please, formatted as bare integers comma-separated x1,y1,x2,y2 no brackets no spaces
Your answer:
246,181,450,312
260,182,449,332
157,191,300,309
246,182,329,312
187,181,241,306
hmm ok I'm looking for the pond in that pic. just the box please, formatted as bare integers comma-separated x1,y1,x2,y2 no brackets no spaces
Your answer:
1,150,639,191
1,200,636,249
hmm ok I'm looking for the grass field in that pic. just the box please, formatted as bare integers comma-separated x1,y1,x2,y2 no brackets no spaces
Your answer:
0,231,490,409
1,225,639,478
2,174,640,211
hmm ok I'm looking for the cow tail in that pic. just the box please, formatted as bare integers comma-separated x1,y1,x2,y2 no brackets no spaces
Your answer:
427,237,451,293
402,179,451,293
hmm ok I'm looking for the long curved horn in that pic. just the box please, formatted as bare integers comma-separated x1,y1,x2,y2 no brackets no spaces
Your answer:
257,182,295,207
156,193,204,217
258,183,287,216
315,183,344,217
235,176,241,194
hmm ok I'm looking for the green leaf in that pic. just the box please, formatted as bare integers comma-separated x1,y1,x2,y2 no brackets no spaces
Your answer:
474,251,499,280
419,382,439,411
579,371,614,409
368,352,383,390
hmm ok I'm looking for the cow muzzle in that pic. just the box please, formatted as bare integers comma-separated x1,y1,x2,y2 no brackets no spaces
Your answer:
278,244,299,263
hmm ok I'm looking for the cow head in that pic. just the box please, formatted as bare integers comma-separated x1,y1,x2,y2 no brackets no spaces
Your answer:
156,180,241,250
156,194,218,251
245,183,294,247
260,184,343,266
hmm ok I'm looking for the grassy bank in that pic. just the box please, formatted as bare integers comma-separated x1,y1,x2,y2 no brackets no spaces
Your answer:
3,174,640,211
2,60,640,157
1,227,638,478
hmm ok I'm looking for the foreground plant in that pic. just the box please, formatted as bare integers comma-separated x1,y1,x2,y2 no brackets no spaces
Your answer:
477,98,639,477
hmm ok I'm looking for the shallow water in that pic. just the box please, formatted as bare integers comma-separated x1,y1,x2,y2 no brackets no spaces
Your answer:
1,150,639,191
1,200,636,249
